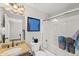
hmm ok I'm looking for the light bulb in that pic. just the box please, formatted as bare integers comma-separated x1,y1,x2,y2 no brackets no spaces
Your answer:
12,4,18,10
18,6,25,15
20,7,25,12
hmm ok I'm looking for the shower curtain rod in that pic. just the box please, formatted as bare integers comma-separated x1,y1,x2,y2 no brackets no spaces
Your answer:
44,8,79,21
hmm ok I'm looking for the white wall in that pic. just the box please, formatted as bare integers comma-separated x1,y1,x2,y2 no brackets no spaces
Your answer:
3,4,47,45
42,14,79,55
25,5,47,46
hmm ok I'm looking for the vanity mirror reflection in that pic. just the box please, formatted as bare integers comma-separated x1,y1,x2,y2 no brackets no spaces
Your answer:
0,3,26,44
0,7,5,43
5,11,25,43
0,3,26,47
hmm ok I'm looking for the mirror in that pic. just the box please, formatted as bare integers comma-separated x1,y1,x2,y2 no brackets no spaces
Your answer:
0,8,5,43
9,18,22,40
5,11,25,42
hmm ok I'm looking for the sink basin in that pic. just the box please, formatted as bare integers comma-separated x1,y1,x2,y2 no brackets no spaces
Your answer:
0,47,21,56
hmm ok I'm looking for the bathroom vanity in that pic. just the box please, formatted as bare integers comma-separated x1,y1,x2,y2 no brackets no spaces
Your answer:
0,41,33,56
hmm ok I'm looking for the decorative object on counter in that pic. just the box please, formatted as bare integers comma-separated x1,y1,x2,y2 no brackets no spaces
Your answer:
58,36,66,50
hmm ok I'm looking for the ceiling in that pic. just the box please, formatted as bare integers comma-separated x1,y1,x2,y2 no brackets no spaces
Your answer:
26,3,79,17
0,3,79,18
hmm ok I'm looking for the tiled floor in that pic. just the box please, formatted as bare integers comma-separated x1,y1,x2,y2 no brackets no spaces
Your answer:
35,49,56,56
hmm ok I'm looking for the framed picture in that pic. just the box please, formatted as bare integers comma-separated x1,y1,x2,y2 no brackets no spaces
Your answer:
27,17,40,32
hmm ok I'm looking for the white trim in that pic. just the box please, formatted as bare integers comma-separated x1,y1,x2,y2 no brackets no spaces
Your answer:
46,8,79,20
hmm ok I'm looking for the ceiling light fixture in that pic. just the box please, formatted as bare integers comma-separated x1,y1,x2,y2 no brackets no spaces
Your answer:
18,5,25,15
4,3,25,15
12,3,18,10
